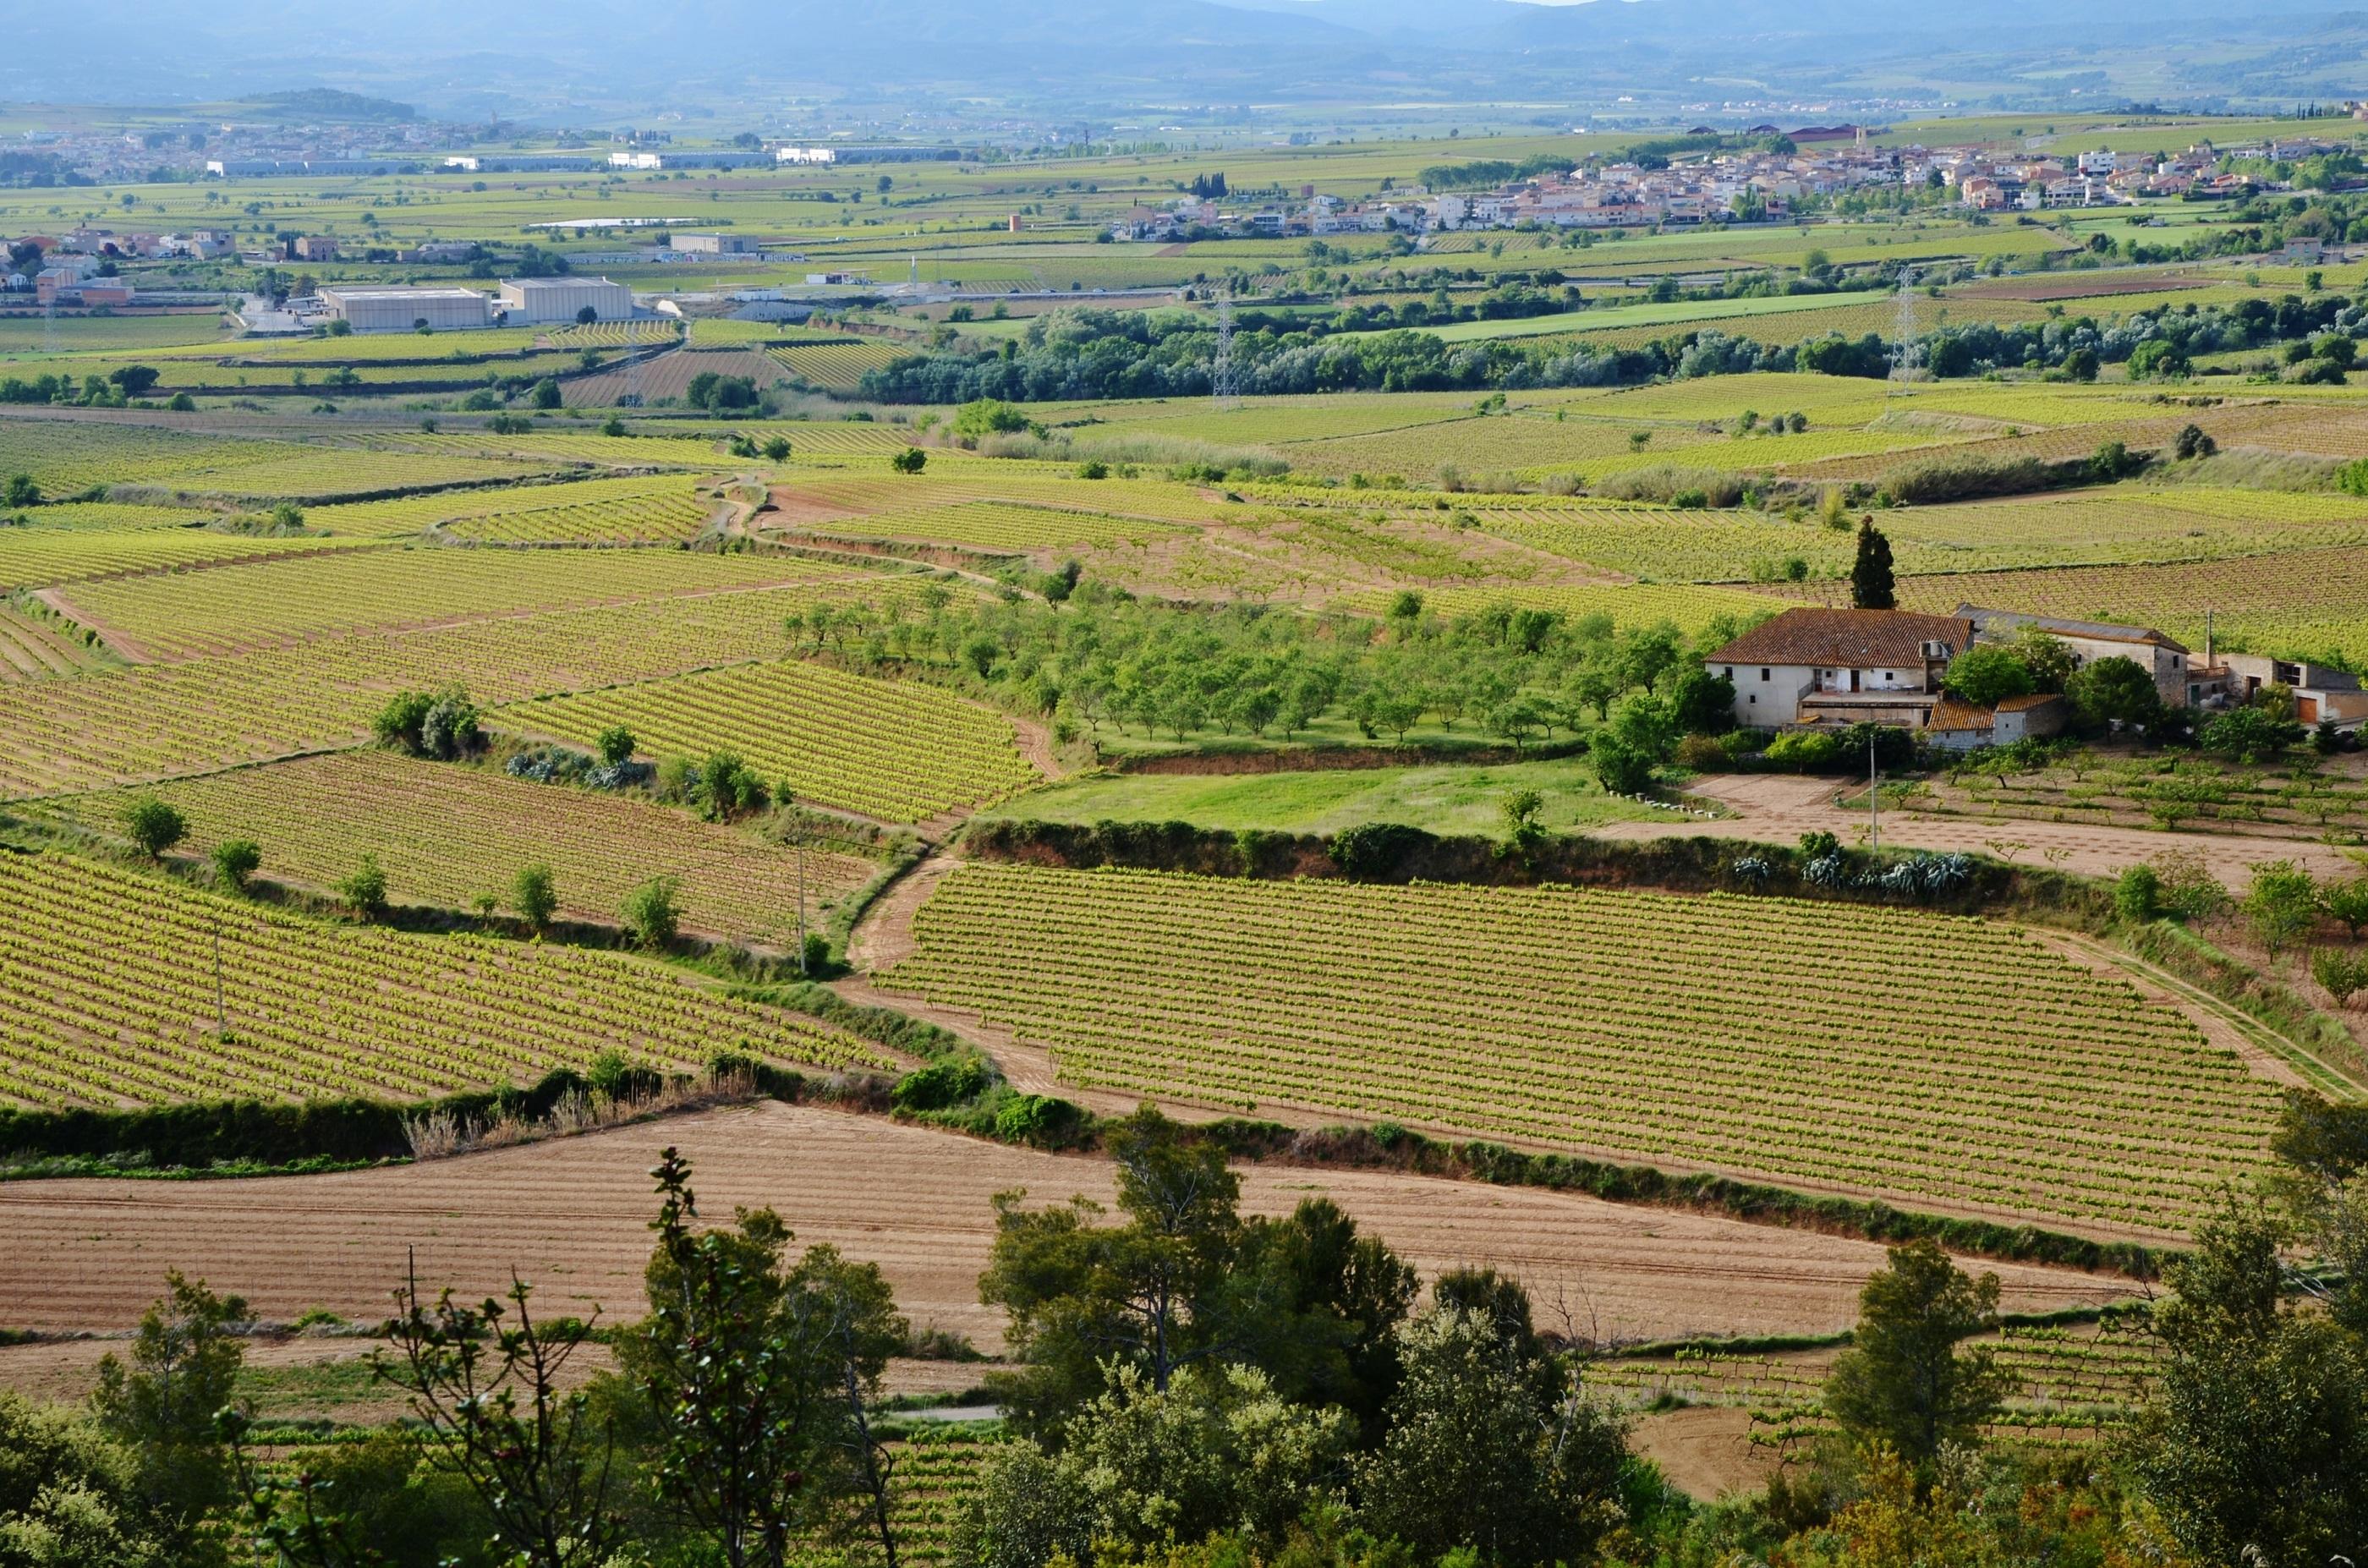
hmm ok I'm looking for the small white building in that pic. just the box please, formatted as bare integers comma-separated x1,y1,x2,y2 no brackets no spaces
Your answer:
496,276,633,324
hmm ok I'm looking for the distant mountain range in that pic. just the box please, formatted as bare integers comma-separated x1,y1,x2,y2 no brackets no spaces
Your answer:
10,0,2367,123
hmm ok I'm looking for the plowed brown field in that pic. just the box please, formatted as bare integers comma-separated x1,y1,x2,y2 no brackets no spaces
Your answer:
0,1103,2139,1351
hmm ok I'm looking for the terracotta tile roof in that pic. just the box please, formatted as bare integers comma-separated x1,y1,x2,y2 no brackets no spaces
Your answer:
1997,693,2066,713
1707,608,1973,669
1927,697,1997,732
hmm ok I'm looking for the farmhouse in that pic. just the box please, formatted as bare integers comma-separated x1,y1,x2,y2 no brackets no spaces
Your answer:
1704,608,1973,727
318,285,492,333
1957,606,2195,706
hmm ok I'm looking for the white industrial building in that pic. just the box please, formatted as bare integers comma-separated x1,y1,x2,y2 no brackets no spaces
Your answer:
496,276,633,324
317,285,492,333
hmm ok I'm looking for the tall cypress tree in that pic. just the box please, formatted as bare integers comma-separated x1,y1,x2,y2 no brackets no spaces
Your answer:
1851,518,1895,610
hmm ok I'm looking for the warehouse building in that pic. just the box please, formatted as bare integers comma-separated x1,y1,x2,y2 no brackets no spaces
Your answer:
496,276,633,324
318,285,492,333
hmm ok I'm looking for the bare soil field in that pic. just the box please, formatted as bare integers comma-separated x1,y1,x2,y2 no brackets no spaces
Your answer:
0,1103,2136,1351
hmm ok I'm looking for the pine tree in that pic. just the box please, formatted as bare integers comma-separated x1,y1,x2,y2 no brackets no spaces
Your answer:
1851,518,1895,610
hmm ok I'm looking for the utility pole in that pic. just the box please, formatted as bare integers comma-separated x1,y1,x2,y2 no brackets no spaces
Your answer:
796,825,809,977
1868,731,1880,853
1212,286,1237,412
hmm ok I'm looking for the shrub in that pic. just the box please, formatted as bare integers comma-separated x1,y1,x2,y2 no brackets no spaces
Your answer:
1595,465,1743,507
2325,877,2368,939
890,447,928,473
620,876,682,948
120,794,186,858
1765,730,1842,771
1326,822,1434,881
2114,863,2160,925
1879,452,2053,506
211,838,261,891
891,1056,994,1113
994,1093,1085,1148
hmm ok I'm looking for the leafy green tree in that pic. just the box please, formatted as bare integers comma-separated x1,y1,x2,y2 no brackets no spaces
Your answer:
2113,863,2160,925
1354,1306,1629,1565
2242,860,2321,957
890,447,928,474
1942,644,2035,707
1588,732,1654,795
2313,947,2368,1008
2,473,38,507
1823,1237,2010,1472
529,377,561,409
1849,519,1894,610
0,1390,152,1567
961,1362,1350,1563
982,1110,1409,1440
2325,876,2368,940
620,877,682,948
595,725,636,767
512,863,558,934
91,1271,248,1565
620,1149,906,1568
696,751,768,820
2004,625,2077,692
211,838,261,892
120,795,186,859
2127,337,2189,379
1667,666,1735,734
375,1270,622,1568
762,436,792,463
338,854,388,919
2131,1198,2368,1568
2064,655,2162,732
1499,788,1548,858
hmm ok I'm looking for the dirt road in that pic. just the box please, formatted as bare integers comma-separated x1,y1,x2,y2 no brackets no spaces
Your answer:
1601,774,2360,884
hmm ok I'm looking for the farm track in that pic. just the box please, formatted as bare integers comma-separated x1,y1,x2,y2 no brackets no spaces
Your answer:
0,1100,2141,1344
1603,773,2365,884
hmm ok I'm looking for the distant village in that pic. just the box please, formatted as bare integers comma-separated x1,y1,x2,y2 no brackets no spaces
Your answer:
1112,123,2368,241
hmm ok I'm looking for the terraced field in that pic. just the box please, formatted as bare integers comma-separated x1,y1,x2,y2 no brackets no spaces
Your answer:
0,601,113,683
0,576,906,798
0,853,887,1110
0,529,381,594
804,500,1189,550
767,338,912,390
33,751,880,944
883,865,2286,1232
52,544,832,660
497,659,1042,823
299,474,719,540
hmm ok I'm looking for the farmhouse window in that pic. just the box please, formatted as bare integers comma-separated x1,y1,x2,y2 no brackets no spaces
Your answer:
1759,667,1769,681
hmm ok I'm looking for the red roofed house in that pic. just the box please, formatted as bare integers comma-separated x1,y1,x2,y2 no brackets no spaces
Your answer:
1704,607,1974,728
